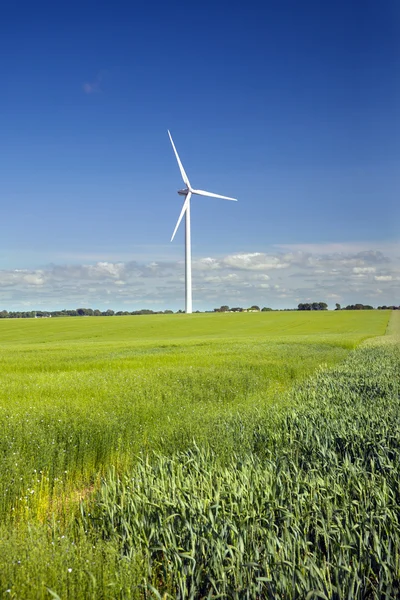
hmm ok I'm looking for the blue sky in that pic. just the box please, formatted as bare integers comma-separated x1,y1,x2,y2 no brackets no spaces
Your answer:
0,0,398,310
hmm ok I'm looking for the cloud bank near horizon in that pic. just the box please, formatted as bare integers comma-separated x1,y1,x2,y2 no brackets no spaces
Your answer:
0,244,398,311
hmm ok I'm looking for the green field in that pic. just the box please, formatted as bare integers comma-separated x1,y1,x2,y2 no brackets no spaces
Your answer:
0,310,398,599
0,309,388,345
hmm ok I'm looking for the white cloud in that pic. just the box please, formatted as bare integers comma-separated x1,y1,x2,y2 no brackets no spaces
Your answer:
353,267,376,274
222,273,239,281
0,243,399,311
23,274,46,286
222,252,290,271
0,270,46,287
193,257,219,271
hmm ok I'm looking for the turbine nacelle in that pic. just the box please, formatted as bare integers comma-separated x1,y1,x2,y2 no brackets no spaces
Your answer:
178,188,189,196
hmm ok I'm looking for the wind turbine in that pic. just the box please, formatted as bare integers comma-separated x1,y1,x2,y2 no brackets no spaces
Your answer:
168,130,237,314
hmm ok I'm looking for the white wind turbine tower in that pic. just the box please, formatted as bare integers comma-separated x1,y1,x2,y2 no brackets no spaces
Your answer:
168,130,237,314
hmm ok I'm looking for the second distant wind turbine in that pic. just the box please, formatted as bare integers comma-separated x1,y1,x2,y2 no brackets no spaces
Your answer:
168,131,237,314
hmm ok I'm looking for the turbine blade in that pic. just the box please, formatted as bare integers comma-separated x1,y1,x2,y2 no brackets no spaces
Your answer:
171,192,191,242
168,130,191,189
192,189,237,201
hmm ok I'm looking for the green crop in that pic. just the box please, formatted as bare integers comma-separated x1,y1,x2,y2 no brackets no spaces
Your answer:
0,310,396,598
80,314,400,599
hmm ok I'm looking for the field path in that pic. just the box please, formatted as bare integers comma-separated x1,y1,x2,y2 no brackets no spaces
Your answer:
386,309,400,336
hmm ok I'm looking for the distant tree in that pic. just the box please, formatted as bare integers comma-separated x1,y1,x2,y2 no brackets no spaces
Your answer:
261,307,273,311
335,303,341,311
249,305,260,311
220,305,230,312
164,310,174,314
298,302,327,311
298,303,311,311
344,304,374,310
231,307,243,312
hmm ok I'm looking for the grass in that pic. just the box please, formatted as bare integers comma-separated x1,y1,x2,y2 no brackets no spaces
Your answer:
87,336,400,598
0,309,389,346
0,312,388,508
0,310,394,598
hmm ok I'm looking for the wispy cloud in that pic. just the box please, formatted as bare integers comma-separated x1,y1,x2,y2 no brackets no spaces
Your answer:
82,71,105,94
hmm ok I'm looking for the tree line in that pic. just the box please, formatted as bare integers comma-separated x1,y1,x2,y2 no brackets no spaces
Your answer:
0,303,398,319
0,308,176,319
334,304,400,311
213,306,273,312
299,303,400,311
297,302,328,311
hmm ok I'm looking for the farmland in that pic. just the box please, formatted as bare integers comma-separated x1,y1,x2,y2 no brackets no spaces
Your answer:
0,310,398,598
